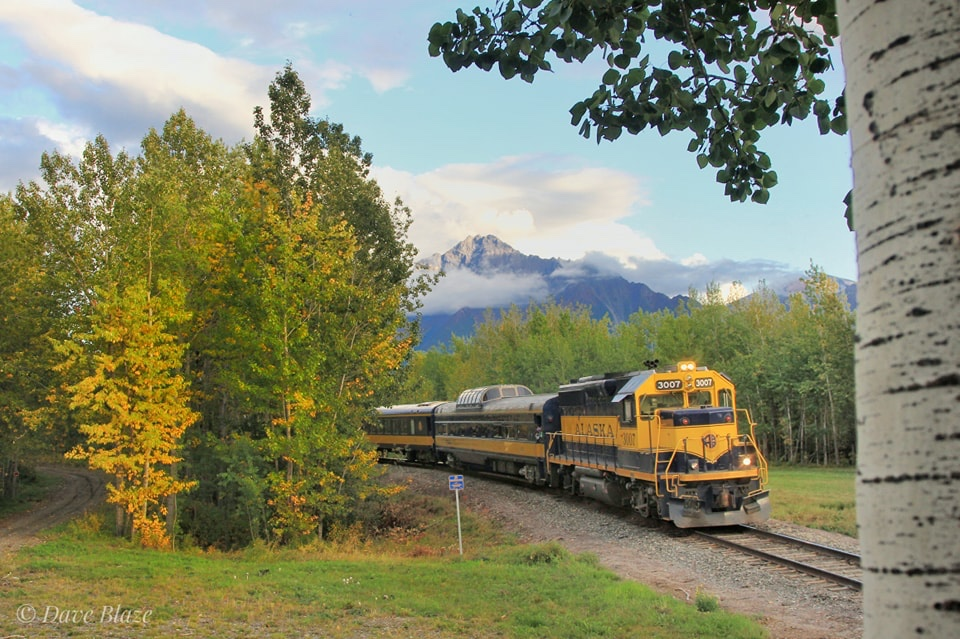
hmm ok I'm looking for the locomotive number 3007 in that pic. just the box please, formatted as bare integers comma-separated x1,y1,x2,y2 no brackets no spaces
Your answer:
655,378,715,391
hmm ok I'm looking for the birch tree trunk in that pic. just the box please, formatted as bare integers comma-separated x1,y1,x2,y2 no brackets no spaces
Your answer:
837,1,959,637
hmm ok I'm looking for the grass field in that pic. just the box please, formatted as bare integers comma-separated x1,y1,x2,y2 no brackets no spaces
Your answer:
767,465,857,537
0,492,769,639
0,465,856,638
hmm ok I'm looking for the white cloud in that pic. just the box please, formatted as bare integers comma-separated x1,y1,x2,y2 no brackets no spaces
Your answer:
34,119,91,157
420,269,551,315
373,155,658,264
0,1,270,142
362,66,411,93
681,253,709,267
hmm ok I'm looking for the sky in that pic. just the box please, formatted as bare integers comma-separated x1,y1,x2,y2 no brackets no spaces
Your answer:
0,0,857,313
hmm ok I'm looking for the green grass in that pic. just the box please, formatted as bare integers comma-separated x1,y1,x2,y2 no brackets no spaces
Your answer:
767,465,857,537
0,492,768,639
0,464,860,638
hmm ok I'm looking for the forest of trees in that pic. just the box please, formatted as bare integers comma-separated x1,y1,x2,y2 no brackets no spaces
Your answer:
0,61,855,550
408,267,855,467
0,65,434,549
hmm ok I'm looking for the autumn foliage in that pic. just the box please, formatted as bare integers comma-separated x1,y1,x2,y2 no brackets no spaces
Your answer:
2,66,430,548
63,281,197,545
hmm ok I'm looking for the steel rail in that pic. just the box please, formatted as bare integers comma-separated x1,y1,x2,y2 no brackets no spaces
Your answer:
693,526,862,591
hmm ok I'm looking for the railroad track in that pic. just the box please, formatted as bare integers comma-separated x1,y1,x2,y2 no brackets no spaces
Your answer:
693,524,862,590
386,461,863,591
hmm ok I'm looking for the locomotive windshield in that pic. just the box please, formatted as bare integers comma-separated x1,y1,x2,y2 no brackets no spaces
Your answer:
639,389,716,417
639,392,684,417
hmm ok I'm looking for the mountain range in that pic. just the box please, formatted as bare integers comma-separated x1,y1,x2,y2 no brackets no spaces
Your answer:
416,235,857,350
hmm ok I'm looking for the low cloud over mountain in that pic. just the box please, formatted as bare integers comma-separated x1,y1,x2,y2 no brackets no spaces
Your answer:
416,235,856,349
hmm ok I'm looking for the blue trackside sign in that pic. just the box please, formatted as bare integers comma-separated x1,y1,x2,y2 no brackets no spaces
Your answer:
448,475,464,491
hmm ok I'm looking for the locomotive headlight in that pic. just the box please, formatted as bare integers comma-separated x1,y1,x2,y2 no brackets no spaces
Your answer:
689,460,699,471
741,456,753,467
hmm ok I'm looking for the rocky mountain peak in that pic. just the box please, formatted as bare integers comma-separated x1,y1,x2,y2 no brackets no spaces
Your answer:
423,234,562,275
444,234,519,266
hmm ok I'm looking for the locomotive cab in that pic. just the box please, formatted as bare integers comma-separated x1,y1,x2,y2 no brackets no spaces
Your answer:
548,360,770,527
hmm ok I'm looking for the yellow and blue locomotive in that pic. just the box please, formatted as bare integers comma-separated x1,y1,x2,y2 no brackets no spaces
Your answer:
369,361,769,528
547,361,769,527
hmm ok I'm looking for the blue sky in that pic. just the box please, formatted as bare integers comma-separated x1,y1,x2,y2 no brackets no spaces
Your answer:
0,0,856,310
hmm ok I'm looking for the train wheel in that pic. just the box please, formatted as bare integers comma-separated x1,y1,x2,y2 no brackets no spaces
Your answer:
633,488,657,519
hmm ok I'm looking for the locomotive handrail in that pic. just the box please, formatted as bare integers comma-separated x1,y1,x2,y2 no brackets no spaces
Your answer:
736,407,770,489
654,415,668,498
546,432,618,471
571,432,617,470
656,428,769,500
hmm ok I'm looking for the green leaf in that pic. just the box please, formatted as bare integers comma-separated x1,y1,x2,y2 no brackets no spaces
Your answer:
602,68,620,85
843,189,854,230
751,187,770,204
502,10,522,32
499,57,518,80
779,38,801,55
697,153,709,169
830,115,848,135
817,114,831,135
734,64,747,85
809,57,831,74
668,50,684,70
601,125,623,141
569,101,588,125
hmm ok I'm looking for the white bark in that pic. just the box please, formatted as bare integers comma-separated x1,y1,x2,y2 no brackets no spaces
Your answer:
837,1,960,637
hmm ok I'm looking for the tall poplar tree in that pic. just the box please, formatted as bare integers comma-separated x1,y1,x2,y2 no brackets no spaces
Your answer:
16,133,202,547
0,196,48,497
13,137,139,455
226,65,429,542
63,280,197,546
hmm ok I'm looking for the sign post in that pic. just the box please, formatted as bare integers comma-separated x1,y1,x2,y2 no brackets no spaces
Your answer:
448,474,464,555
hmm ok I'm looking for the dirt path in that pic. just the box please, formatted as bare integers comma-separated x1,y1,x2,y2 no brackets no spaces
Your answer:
0,465,107,555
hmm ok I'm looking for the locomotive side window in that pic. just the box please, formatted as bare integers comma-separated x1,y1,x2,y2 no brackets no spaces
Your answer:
621,399,636,424
718,389,733,407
